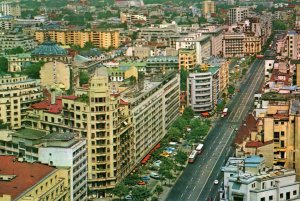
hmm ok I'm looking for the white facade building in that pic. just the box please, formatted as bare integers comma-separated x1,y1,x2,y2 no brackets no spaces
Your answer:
0,1,21,17
221,156,300,201
176,35,211,64
229,7,249,25
39,133,88,201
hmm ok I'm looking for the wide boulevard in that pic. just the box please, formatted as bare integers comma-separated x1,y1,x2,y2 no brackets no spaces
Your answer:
166,58,265,201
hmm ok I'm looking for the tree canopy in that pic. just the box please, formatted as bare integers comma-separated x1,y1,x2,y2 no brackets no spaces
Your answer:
23,62,44,79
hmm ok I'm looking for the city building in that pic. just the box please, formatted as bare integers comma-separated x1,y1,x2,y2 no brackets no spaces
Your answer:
178,49,197,71
5,53,31,72
199,26,224,56
0,129,88,201
0,75,43,129
31,41,69,62
146,56,179,74
243,34,261,55
203,1,216,15
176,35,211,64
0,1,21,18
222,33,245,58
38,132,87,201
0,16,13,30
286,30,300,60
0,155,70,201
0,31,37,53
220,156,300,201
229,7,250,25
35,29,120,49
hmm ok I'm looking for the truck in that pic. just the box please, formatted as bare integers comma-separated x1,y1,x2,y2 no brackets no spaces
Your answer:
221,108,228,117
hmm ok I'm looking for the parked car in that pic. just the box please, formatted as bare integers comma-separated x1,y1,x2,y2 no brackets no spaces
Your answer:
150,172,160,179
125,195,132,200
214,180,219,185
141,176,150,181
153,160,162,167
137,181,146,185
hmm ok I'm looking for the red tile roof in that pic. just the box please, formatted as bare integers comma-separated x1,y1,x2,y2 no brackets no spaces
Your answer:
245,140,273,148
234,114,257,144
120,99,129,105
0,155,56,200
31,97,65,114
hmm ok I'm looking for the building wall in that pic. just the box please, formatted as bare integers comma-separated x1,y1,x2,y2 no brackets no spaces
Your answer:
203,1,215,15
178,49,197,70
35,30,120,49
0,31,37,53
223,33,245,58
0,75,42,129
40,61,70,90
244,35,261,55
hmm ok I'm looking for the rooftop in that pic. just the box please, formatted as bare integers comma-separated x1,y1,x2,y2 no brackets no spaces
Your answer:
12,128,47,140
0,155,56,200
146,56,178,63
32,41,68,56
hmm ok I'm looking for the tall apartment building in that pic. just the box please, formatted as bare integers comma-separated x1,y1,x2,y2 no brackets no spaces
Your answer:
199,26,224,56
286,30,300,60
222,33,245,58
203,1,216,15
0,75,43,129
35,29,120,49
24,68,180,198
229,7,249,25
0,31,37,53
178,49,197,71
0,155,70,201
220,156,300,201
176,35,211,64
0,1,21,17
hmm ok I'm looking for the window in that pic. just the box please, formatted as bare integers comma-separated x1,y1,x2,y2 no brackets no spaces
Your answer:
280,193,283,198
262,182,265,189
293,190,297,195
260,198,265,201
269,195,273,200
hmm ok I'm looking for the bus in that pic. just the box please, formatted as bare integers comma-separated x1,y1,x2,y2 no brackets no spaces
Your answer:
195,143,204,154
188,150,198,163
221,108,228,117
256,54,264,59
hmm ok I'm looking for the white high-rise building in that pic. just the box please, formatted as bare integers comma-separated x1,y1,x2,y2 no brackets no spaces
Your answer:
0,1,21,17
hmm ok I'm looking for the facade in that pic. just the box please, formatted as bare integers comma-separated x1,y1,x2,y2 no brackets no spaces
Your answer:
0,16,13,30
200,26,223,56
0,155,70,201
5,53,31,72
286,30,300,60
203,1,216,15
223,33,245,58
35,29,119,49
146,56,178,74
0,75,43,129
243,35,261,55
178,49,197,71
229,7,250,25
38,133,88,201
221,156,300,201
187,66,218,113
176,35,211,64
0,31,37,53
0,1,21,17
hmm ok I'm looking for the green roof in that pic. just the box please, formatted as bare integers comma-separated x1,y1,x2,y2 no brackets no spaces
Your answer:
147,56,178,63
32,41,68,56
208,66,220,74
13,128,47,140
232,182,241,190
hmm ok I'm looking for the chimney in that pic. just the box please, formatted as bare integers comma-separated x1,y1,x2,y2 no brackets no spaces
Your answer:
50,89,56,105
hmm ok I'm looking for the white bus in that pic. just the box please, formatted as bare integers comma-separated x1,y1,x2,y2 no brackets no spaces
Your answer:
188,150,197,163
195,143,204,154
221,108,228,117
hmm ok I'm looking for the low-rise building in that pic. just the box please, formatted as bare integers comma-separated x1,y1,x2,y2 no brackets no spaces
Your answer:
0,155,70,201
178,49,197,71
0,31,37,53
146,56,178,74
221,156,300,201
223,33,245,58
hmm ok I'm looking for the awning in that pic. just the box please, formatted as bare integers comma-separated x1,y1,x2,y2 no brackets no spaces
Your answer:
141,154,151,164
201,112,209,116
149,143,161,154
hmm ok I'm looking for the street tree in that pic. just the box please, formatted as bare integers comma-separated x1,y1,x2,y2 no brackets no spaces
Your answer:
23,62,44,79
132,186,151,201
182,107,194,120
0,57,8,73
111,182,129,200
173,117,188,131
154,185,163,198
174,150,188,165
79,70,89,86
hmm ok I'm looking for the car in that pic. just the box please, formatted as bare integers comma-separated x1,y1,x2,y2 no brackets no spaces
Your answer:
141,176,150,181
150,172,160,179
214,180,219,185
153,160,162,167
125,195,132,200
137,181,146,185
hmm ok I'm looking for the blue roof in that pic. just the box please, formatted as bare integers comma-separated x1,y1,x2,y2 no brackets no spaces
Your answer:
32,41,68,56
244,155,263,164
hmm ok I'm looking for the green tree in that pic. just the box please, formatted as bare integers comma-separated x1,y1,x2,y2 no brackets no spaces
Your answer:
198,16,207,24
0,57,8,73
182,107,194,120
180,68,188,91
174,150,188,165
272,20,287,30
173,117,188,131
131,187,151,201
154,185,163,198
166,127,181,142
5,47,24,55
228,85,235,94
83,41,95,49
124,173,139,186
111,182,129,200
0,120,9,129
23,62,44,79
79,70,89,86
84,12,93,21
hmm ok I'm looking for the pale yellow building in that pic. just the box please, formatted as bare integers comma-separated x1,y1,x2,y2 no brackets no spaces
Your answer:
0,155,70,201
178,49,197,71
244,35,261,55
40,61,70,90
0,75,43,129
203,1,216,15
35,29,120,49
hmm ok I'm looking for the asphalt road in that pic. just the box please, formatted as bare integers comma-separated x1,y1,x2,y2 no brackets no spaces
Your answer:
165,59,265,201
